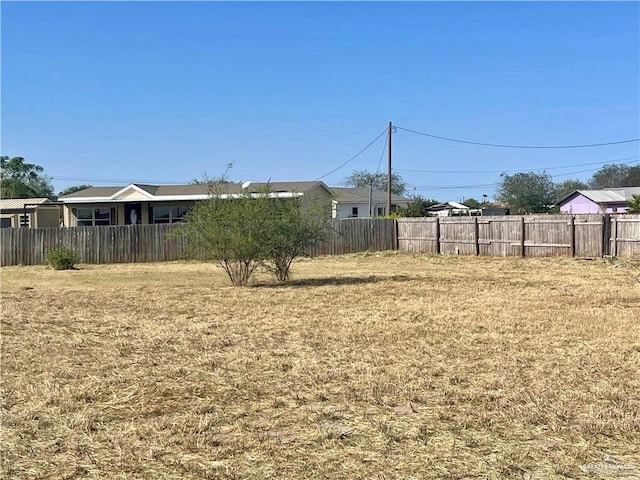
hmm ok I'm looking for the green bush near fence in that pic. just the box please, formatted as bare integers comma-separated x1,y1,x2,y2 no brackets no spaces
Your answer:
180,183,330,286
46,246,78,270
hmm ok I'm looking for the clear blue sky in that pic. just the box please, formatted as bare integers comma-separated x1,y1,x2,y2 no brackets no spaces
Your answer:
2,1,639,201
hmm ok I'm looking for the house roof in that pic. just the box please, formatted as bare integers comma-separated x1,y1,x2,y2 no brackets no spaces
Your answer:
59,181,331,203
330,187,410,204
428,201,470,211
0,197,52,210
59,186,124,198
556,187,640,206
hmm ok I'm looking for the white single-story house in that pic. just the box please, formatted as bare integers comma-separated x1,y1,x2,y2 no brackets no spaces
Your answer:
427,201,482,217
0,198,61,228
59,181,334,226
556,187,640,214
330,187,411,218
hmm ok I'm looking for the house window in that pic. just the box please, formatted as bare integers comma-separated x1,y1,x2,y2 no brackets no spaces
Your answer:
1,218,12,228
351,207,359,218
19,215,30,227
376,207,385,217
75,208,115,226
152,206,188,224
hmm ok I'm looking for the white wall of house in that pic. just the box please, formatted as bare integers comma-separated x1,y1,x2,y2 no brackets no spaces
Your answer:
332,201,390,218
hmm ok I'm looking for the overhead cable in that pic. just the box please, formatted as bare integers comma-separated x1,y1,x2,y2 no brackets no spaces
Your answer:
395,156,640,175
395,125,640,149
314,127,388,180
375,133,389,174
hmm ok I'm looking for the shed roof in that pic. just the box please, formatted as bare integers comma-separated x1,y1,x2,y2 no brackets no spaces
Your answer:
0,197,51,210
428,201,470,211
556,187,640,206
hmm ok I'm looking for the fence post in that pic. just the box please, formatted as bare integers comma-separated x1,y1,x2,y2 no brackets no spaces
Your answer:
611,216,618,258
569,215,575,257
520,216,526,257
602,214,611,257
435,217,440,254
474,217,480,256
394,218,399,250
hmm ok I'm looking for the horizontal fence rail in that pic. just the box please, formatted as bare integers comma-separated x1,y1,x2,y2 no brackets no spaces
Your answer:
0,218,397,266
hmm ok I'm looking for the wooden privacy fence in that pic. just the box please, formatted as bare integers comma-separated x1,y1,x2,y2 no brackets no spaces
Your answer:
0,218,397,266
1,215,639,266
397,214,640,258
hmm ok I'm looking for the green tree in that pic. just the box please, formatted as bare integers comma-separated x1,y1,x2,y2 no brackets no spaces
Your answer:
181,182,329,286
261,196,329,282
58,184,93,197
395,196,439,217
344,170,407,195
553,179,589,201
0,156,54,199
589,163,640,189
628,195,640,214
463,198,481,208
496,171,555,214
626,165,640,186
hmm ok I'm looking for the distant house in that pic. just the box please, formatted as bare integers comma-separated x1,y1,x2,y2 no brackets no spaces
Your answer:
330,187,411,218
0,198,61,228
427,201,481,217
556,187,640,214
59,181,333,227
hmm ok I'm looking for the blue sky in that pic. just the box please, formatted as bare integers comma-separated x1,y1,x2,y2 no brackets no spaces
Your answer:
2,1,639,201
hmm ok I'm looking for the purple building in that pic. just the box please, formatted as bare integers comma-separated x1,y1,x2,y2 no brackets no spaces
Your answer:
556,187,640,214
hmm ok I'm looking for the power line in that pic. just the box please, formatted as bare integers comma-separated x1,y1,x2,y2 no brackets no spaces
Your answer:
412,182,500,191
395,125,640,149
408,159,640,192
51,176,191,185
314,127,388,181
375,131,389,174
395,156,640,175
550,159,640,179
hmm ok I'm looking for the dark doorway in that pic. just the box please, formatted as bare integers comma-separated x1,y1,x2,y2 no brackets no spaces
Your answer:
124,203,142,225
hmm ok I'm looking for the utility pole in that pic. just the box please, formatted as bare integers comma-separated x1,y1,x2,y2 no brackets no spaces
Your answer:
386,121,392,216
368,180,373,217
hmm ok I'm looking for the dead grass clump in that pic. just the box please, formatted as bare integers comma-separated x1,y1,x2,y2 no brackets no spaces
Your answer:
1,255,639,479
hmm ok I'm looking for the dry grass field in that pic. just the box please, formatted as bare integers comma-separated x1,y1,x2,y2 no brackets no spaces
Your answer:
1,253,639,479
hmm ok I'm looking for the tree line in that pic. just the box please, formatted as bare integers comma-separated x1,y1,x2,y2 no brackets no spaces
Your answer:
495,164,640,214
343,164,640,215
0,156,91,199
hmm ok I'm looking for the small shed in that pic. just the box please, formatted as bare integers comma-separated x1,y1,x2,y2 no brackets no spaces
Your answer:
0,198,61,228
556,187,640,214
427,201,481,217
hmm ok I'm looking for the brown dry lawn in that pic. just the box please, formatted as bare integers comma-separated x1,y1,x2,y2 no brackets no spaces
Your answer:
1,253,639,479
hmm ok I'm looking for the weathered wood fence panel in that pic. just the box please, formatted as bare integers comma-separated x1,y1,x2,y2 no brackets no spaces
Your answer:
574,214,606,258
306,218,397,256
398,214,640,259
524,216,572,257
395,218,439,254
439,218,477,255
0,219,397,266
612,215,640,258
478,217,522,257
